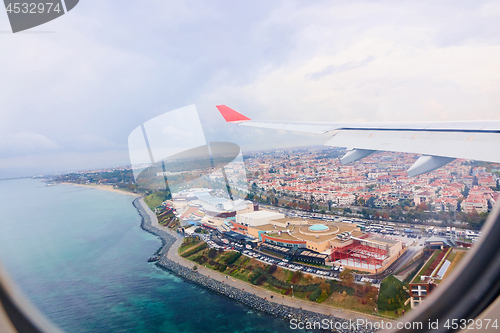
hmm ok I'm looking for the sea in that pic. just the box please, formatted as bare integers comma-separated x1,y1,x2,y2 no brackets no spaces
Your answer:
0,178,304,333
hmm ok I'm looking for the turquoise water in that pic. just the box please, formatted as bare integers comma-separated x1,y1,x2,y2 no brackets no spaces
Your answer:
0,179,299,333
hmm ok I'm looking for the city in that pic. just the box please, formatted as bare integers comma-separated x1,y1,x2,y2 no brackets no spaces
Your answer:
243,146,499,229
52,146,500,320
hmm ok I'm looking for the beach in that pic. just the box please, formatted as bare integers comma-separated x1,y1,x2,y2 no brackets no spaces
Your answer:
61,182,140,197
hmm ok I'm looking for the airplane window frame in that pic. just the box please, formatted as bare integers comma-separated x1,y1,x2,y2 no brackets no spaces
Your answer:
0,260,63,333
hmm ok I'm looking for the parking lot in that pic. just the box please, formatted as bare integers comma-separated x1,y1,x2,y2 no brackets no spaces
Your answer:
196,232,382,285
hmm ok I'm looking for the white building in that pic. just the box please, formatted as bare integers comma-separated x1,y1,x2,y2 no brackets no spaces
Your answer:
236,211,285,227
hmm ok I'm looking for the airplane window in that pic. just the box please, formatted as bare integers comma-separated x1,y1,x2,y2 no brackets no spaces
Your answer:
0,1,500,333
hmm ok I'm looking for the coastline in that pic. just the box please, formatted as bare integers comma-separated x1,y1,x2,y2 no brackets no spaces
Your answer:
132,197,377,332
60,182,140,197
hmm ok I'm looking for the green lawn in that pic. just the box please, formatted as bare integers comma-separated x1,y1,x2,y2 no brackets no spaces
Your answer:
412,250,442,283
446,251,457,263
377,275,409,314
178,240,203,254
230,268,252,282
144,191,170,210
442,251,466,280
323,292,375,314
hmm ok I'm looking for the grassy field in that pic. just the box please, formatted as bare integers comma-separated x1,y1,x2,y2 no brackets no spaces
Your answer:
442,250,466,280
377,275,409,316
412,250,442,283
445,251,457,264
144,191,170,210
322,292,375,314
179,239,204,255
180,242,377,313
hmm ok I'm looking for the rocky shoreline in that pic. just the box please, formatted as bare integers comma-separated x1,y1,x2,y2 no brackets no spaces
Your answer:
132,198,374,333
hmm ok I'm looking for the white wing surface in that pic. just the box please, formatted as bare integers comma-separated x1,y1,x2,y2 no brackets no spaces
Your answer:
216,105,500,176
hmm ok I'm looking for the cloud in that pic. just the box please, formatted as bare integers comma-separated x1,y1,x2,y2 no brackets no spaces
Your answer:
0,132,59,153
199,1,500,124
72,134,118,150
0,0,499,177
308,56,376,80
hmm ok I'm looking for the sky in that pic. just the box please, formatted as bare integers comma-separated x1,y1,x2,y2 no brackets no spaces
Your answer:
0,0,499,178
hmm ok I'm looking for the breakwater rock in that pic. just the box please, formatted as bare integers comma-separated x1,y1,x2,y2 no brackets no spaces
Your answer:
132,198,373,333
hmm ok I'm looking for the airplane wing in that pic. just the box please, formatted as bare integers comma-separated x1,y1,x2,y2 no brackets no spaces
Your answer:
216,105,500,176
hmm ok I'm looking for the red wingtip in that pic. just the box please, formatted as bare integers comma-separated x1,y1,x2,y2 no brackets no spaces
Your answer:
216,105,251,122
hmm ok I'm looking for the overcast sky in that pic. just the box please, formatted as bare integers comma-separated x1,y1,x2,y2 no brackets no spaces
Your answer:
0,0,499,178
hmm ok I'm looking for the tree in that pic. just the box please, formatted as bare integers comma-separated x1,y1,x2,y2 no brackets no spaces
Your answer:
461,186,470,198
208,248,217,259
267,264,277,275
291,270,303,284
399,199,412,209
319,281,331,294
255,275,267,285
362,281,372,294
339,269,354,287
367,196,376,208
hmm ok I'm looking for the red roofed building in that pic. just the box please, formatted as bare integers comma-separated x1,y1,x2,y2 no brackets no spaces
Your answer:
478,177,496,188
462,195,488,213
434,197,458,212
414,191,435,206
331,192,356,206
460,176,474,188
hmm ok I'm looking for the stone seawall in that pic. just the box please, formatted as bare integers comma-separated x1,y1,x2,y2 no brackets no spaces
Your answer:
132,198,373,333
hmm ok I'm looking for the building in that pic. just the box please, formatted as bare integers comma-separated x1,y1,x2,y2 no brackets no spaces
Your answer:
424,237,456,251
434,197,458,212
260,243,329,265
410,278,436,308
222,230,258,247
296,249,329,265
236,211,285,227
461,196,488,213
414,191,435,206
409,246,456,308
229,210,403,273
330,235,403,273
173,189,255,221
331,192,356,206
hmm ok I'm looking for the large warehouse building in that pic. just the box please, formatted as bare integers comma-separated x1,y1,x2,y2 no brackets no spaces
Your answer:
330,235,403,273
236,211,285,226
229,210,403,273
172,188,255,223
